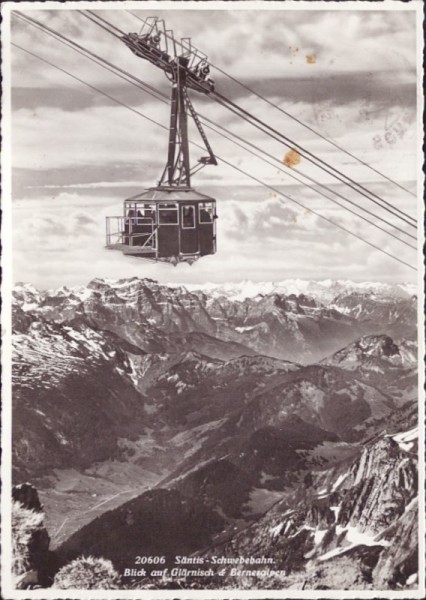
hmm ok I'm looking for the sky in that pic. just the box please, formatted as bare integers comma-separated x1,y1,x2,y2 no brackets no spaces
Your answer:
7,3,421,289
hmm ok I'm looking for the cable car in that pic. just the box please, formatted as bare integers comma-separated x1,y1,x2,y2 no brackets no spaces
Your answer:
106,19,218,265
106,188,216,265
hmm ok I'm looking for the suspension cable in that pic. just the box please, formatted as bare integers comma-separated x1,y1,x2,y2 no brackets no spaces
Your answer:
66,12,417,241
210,65,416,198
14,10,417,249
79,10,417,228
210,96,416,241
14,11,167,103
213,91,417,227
126,9,417,202
12,43,168,132
12,42,416,273
200,122,416,250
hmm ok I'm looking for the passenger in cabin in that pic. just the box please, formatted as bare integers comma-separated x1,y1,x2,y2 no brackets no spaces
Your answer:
200,207,212,223
159,207,178,224
126,209,142,225
143,208,155,222
182,206,195,228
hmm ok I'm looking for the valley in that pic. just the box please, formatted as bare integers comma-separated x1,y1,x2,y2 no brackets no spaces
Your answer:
11,277,419,590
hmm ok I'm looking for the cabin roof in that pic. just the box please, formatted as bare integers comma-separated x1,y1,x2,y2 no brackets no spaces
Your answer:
125,187,215,203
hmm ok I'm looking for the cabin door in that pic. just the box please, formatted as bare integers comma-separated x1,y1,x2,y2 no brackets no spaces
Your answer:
180,204,198,254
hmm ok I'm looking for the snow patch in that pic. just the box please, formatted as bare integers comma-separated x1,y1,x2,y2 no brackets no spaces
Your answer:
260,471,276,484
245,488,283,514
318,524,390,562
314,528,328,545
345,524,390,547
406,573,418,586
332,472,349,492
390,427,418,452
270,522,284,538
330,505,340,523
21,302,39,312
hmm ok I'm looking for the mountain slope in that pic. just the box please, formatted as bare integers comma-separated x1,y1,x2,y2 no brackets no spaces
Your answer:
199,428,418,590
13,278,416,364
11,277,419,591
51,427,418,590
13,317,149,480
57,488,224,573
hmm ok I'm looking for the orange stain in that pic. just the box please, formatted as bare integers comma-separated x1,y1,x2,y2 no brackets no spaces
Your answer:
306,54,316,64
283,149,301,168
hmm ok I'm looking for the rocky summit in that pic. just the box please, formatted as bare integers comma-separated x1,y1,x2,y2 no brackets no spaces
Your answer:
11,278,419,591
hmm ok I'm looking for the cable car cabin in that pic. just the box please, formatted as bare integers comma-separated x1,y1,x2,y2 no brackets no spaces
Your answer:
109,21,218,265
106,187,217,265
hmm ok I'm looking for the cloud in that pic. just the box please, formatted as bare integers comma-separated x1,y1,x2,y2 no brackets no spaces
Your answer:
28,181,146,190
10,5,417,194
11,101,169,171
75,213,97,227
11,184,417,290
11,8,416,96
7,6,419,287
11,89,417,193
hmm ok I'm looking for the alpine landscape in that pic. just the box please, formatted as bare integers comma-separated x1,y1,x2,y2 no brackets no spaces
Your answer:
11,277,419,591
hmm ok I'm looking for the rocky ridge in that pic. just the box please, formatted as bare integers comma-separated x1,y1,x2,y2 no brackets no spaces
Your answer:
11,277,419,590
200,428,418,590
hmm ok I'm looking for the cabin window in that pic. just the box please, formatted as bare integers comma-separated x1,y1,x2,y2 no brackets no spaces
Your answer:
182,205,196,229
140,204,156,222
158,204,178,225
126,208,144,226
199,202,214,223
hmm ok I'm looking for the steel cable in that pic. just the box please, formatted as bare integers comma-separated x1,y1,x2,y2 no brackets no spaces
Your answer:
12,41,417,272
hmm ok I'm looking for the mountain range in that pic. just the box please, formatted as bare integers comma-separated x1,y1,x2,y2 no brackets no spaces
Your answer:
11,277,419,591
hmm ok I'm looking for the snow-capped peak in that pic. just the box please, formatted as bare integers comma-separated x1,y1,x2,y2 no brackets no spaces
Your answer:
174,279,416,304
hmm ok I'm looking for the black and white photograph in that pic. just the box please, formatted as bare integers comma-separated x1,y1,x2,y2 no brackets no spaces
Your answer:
1,1,424,597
